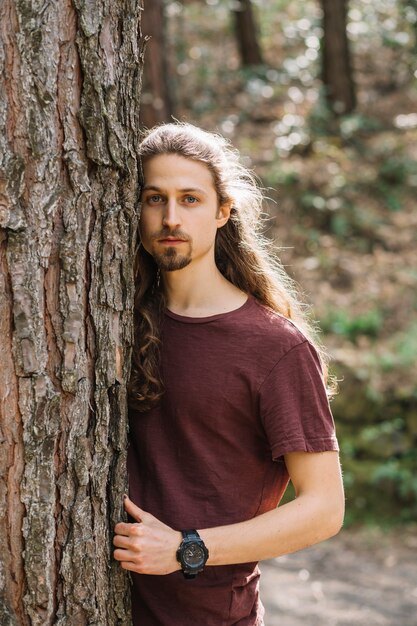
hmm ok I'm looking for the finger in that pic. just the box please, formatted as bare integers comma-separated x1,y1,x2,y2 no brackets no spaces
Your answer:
114,521,140,536
120,560,142,573
113,548,138,562
113,534,135,549
123,495,148,522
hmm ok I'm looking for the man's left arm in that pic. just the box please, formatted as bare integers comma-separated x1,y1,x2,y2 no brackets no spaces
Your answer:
113,450,344,574
200,450,344,566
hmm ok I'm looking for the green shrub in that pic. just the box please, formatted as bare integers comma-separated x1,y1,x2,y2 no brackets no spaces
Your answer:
321,308,384,342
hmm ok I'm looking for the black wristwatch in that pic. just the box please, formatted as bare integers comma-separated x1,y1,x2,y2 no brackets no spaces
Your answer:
176,529,209,579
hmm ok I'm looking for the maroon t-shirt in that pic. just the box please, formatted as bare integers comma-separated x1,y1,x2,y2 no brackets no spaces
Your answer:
127,296,339,626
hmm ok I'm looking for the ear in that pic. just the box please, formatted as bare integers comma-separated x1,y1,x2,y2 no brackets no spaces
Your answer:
216,200,232,229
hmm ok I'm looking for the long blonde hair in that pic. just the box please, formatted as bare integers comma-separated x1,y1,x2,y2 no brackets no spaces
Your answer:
128,122,331,411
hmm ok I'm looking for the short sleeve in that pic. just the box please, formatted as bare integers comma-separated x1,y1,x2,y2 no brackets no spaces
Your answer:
258,340,339,461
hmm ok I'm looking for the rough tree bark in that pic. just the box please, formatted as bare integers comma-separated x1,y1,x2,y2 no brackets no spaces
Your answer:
231,0,264,67
140,0,172,127
0,0,144,624
320,0,356,113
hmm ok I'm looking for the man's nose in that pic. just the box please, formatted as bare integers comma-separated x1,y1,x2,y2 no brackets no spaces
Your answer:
162,198,181,229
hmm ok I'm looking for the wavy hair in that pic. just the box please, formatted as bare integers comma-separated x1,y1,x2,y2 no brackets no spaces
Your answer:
128,122,333,411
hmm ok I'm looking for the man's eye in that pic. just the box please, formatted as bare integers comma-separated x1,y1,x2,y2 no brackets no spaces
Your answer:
147,194,163,204
184,196,198,204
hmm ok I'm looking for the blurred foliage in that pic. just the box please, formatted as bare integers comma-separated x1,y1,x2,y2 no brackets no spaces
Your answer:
321,308,384,342
366,322,417,372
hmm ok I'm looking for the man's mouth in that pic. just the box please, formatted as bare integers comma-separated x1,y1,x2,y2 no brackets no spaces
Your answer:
158,237,186,244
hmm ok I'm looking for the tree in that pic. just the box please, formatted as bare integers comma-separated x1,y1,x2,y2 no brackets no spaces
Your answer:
0,1,144,623
141,0,173,127
320,0,356,113
231,0,264,67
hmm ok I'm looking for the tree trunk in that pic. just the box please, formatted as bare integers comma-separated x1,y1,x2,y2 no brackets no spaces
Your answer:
141,0,173,127
320,0,356,114
0,1,144,624
232,0,264,67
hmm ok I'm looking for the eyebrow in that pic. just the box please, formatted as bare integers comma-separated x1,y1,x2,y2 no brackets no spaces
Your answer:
141,185,207,196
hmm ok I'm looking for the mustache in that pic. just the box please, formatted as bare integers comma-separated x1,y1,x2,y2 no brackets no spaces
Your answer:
151,228,191,242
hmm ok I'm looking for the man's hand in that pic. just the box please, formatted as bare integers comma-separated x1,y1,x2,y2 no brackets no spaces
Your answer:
113,496,182,575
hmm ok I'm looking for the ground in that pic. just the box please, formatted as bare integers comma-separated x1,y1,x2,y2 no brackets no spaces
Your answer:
260,527,417,626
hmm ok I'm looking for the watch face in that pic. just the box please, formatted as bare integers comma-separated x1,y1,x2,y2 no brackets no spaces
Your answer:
183,542,205,567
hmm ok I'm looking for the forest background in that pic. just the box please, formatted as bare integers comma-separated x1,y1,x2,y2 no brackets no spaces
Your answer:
142,0,417,528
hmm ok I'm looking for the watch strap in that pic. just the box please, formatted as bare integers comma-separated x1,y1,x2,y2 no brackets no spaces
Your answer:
181,529,200,540
177,529,208,580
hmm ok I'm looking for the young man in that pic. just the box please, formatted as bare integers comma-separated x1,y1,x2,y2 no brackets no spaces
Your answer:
113,123,344,626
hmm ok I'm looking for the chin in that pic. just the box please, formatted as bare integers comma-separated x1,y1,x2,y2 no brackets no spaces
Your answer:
156,255,192,272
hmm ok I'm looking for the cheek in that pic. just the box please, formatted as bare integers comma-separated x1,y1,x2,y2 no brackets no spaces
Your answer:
139,210,155,235
138,215,154,251
198,223,218,250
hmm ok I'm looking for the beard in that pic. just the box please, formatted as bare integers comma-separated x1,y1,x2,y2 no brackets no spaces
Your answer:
152,242,192,272
153,248,191,271
147,228,193,271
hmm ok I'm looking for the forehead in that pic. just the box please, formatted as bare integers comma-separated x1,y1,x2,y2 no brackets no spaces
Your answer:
142,153,216,192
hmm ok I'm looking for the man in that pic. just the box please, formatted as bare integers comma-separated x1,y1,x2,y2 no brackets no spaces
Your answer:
113,123,344,626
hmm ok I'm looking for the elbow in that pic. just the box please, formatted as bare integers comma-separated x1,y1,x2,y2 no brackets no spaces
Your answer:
297,491,345,547
307,488,345,541
328,509,344,538
325,497,345,539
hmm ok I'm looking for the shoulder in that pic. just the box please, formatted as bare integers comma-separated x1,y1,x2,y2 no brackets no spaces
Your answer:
243,297,309,358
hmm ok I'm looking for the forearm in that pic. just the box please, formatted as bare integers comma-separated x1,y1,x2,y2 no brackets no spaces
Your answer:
114,452,344,575
199,491,344,567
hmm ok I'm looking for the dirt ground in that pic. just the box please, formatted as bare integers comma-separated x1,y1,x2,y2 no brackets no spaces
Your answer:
259,527,417,626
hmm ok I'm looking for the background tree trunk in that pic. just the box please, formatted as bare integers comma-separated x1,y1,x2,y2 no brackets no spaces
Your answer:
0,1,144,623
232,0,264,67
320,0,356,113
141,0,173,127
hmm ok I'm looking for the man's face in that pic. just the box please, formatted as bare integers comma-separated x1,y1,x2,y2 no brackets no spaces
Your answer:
140,153,229,272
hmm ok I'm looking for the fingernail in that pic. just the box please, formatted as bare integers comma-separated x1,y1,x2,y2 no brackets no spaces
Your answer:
123,494,128,500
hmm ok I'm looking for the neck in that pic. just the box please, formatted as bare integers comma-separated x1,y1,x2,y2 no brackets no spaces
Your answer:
161,256,247,317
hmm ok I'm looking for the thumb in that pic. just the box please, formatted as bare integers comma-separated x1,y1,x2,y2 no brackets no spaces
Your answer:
123,494,148,522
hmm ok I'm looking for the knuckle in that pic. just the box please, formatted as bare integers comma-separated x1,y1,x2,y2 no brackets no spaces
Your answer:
131,540,141,554
131,525,143,538
136,558,146,572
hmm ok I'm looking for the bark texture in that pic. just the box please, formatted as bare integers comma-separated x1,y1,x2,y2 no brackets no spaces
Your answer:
232,0,264,67
0,0,144,623
320,0,356,113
